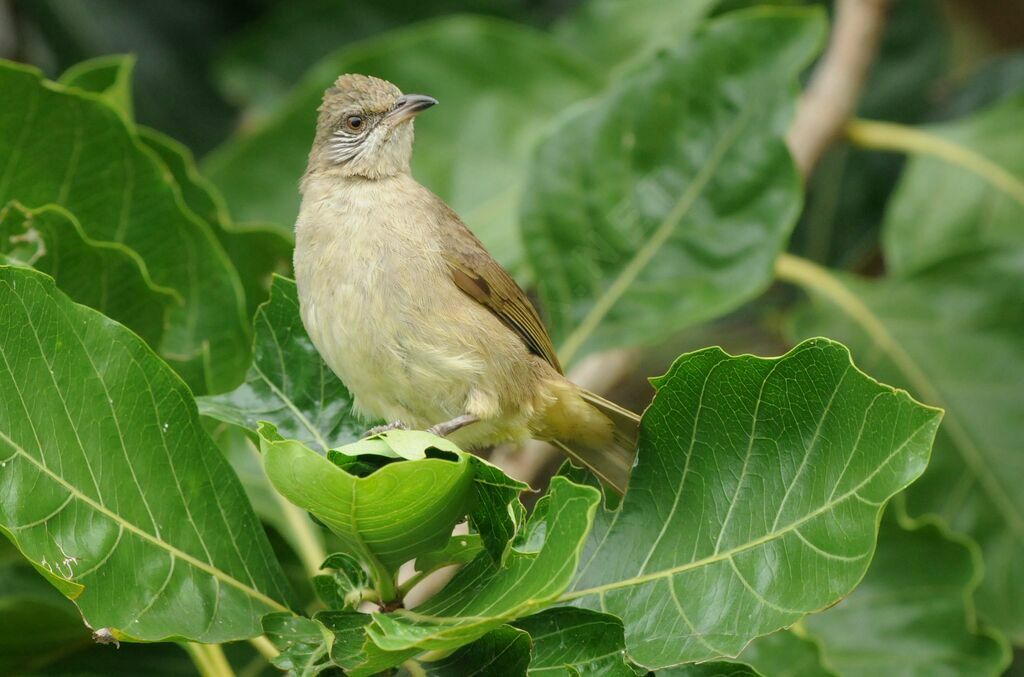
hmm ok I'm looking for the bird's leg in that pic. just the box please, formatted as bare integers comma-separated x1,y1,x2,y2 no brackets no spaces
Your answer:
427,414,480,438
363,420,409,438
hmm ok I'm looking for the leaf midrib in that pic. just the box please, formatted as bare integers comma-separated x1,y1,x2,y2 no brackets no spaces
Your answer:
559,415,931,602
556,107,752,364
0,429,289,614
776,254,1024,539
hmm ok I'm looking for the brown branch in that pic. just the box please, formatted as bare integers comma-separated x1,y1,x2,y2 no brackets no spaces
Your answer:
787,0,891,178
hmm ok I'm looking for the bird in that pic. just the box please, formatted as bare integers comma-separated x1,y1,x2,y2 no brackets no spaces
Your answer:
293,74,639,493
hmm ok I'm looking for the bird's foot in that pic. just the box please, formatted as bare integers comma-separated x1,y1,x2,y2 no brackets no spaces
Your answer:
427,414,480,438
363,420,408,438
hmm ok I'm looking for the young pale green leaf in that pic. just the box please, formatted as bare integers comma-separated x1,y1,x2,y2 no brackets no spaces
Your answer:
554,0,718,76
313,553,372,611
512,607,642,676
0,267,294,642
0,60,250,393
367,478,600,654
803,514,1010,676
738,630,835,677
199,276,363,451
0,202,176,347
262,613,335,676
791,250,1024,643
260,426,476,599
330,428,528,565
522,8,825,363
422,625,532,676
567,338,941,669
204,16,601,276
882,93,1024,275
333,429,463,461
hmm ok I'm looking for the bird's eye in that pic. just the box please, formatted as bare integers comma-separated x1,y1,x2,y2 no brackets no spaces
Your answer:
345,116,364,132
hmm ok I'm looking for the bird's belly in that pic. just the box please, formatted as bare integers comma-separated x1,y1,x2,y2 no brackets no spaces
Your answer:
297,247,483,428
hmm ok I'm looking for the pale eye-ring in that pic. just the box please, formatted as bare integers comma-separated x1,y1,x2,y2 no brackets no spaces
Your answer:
345,115,364,132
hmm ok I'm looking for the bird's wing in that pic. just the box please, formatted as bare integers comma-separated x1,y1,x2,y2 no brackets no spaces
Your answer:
436,201,563,374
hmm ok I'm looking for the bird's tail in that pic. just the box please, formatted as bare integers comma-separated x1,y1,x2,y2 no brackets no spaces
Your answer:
551,389,640,495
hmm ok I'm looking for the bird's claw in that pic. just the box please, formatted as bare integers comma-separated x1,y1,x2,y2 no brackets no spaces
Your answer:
363,420,408,438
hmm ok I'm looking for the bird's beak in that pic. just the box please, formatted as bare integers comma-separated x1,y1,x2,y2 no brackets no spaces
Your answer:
388,94,438,124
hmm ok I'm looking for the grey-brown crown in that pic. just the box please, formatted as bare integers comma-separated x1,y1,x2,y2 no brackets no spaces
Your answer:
319,74,402,115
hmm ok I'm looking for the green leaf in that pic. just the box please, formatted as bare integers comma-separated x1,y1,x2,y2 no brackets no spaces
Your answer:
50,53,294,321
521,8,826,363
0,543,92,674
260,426,477,600
567,338,941,668
330,429,528,565
333,429,463,461
803,513,1010,676
0,201,176,347
0,266,294,642
882,93,1024,275
414,533,485,575
367,477,600,654
262,613,335,676
0,60,250,393
658,663,763,677
423,625,532,676
318,610,416,676
738,630,835,677
204,16,601,275
199,276,363,451
213,0,526,116
313,552,372,611
790,249,1024,643
554,0,718,75
512,607,642,676
58,53,135,118
138,126,293,320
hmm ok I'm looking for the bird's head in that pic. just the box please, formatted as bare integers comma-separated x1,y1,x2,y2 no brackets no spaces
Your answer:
307,74,437,180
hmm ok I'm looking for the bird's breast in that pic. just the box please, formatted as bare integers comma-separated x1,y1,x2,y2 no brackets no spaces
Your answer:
293,176,485,424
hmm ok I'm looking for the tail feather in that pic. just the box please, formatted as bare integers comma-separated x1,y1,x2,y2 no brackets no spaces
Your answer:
554,389,640,495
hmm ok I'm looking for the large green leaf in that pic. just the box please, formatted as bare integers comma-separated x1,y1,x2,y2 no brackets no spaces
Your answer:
738,630,835,677
804,513,1010,676
0,202,176,347
521,8,825,363
199,276,362,451
554,0,718,76
566,338,940,668
57,53,294,321
659,663,763,677
367,478,600,653
512,607,642,676
203,15,601,275
0,542,92,674
422,625,532,676
0,60,250,393
138,127,293,319
213,0,530,116
0,266,294,641
791,249,1024,643
882,93,1024,275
